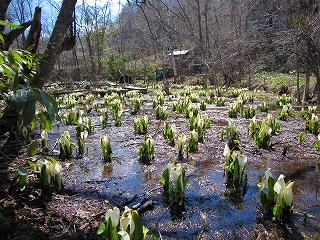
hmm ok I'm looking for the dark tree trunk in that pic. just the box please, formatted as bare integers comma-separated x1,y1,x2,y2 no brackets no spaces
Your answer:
3,21,32,50
33,0,77,89
26,7,42,53
86,34,97,82
196,0,203,54
296,55,301,103
316,73,320,104
304,65,310,102
0,0,12,31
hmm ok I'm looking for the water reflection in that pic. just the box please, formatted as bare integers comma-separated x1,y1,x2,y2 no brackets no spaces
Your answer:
102,163,113,178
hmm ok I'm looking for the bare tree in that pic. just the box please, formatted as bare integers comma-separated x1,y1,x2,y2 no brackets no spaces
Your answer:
33,0,77,88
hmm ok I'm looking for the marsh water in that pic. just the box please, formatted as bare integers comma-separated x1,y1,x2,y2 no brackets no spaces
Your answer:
49,89,319,239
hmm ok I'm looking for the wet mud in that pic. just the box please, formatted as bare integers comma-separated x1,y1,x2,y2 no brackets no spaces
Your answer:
48,89,319,239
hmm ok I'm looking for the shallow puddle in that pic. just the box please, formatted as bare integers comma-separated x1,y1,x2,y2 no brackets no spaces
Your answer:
51,90,319,239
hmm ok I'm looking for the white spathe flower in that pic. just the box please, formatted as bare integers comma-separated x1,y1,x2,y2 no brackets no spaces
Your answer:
250,117,257,126
105,207,120,228
78,109,84,117
80,131,88,141
41,130,48,141
170,163,183,182
274,174,286,195
52,162,62,174
146,137,154,146
101,136,109,147
191,129,198,138
36,159,51,185
143,115,148,124
36,159,46,172
260,124,272,136
78,117,83,125
100,108,107,115
178,134,186,147
83,117,89,125
258,168,273,192
171,123,176,134
237,154,247,169
120,206,135,235
223,144,230,158
118,230,130,240
99,115,104,123
284,181,294,206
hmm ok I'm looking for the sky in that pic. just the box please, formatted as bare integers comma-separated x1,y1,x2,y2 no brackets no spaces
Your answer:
76,0,127,16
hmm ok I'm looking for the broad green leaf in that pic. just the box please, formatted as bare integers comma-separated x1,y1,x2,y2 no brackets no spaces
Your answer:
161,168,169,188
7,51,16,65
142,226,149,239
38,112,53,130
28,141,39,157
23,88,37,124
0,82,10,92
0,20,22,29
17,166,27,176
150,235,158,240
177,175,183,194
111,229,120,240
0,54,4,64
1,64,14,78
27,160,36,168
13,167,28,185
0,33,4,45
11,50,22,64
132,210,144,240
15,88,28,112
41,164,49,187
33,88,58,120
97,222,106,236
268,177,276,202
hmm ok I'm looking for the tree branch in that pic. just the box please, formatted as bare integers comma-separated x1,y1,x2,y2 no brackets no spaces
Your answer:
4,20,32,50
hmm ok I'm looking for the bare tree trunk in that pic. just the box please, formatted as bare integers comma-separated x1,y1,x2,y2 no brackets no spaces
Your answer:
0,0,12,31
32,0,77,88
77,33,89,81
86,35,97,82
25,7,41,53
304,64,310,102
316,73,320,104
167,0,177,78
204,0,209,54
72,47,80,82
196,0,203,54
296,55,301,103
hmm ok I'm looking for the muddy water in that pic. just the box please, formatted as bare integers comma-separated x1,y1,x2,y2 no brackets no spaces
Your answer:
53,91,319,239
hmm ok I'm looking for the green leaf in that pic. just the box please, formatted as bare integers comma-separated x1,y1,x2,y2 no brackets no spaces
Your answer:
11,50,22,63
132,210,144,240
111,229,120,240
33,88,58,121
41,164,49,187
0,33,4,45
1,64,14,78
17,166,27,176
97,222,107,236
23,88,37,124
13,167,28,186
268,177,276,202
28,141,39,157
38,112,53,130
150,235,158,240
161,168,169,188
27,160,36,168
0,20,22,29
